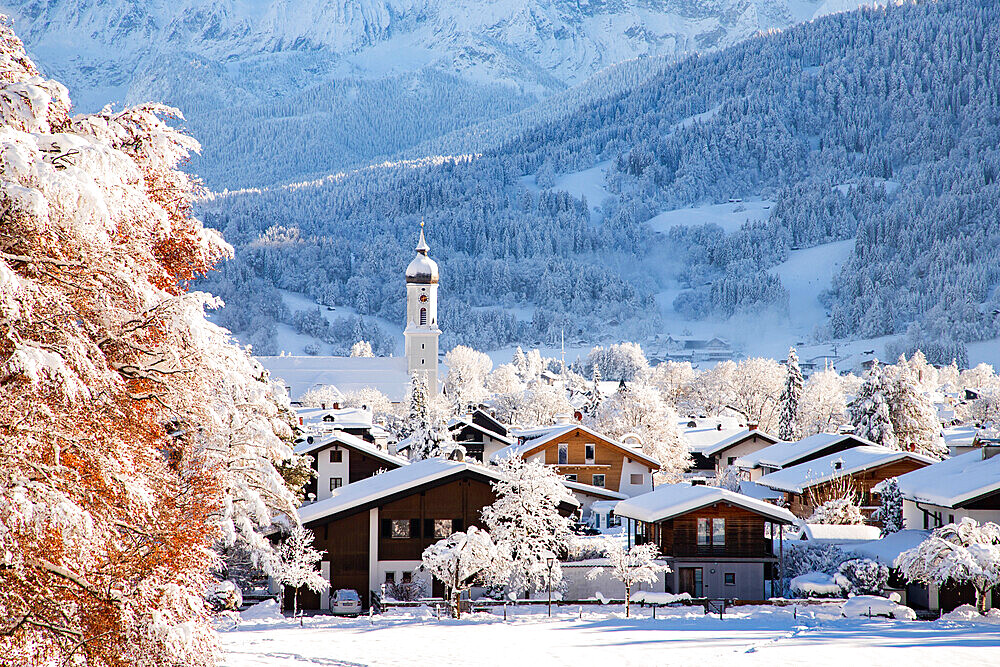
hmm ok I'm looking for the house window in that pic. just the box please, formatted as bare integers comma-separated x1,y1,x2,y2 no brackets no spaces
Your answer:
713,518,725,545
594,514,601,529
385,572,395,584
585,443,595,463
433,519,453,539
420,308,427,325
630,473,644,485
330,449,343,463
592,474,605,488
402,571,413,584
558,443,568,464
330,477,343,491
391,519,411,539
724,573,736,586
697,518,710,545
727,456,737,466
949,514,955,524
564,474,577,482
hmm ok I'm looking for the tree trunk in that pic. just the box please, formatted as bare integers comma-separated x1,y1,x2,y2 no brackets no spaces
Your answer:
625,584,630,618
294,587,299,619
976,584,989,615
455,590,462,620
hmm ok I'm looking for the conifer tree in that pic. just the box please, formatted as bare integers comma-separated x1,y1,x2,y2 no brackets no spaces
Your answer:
874,478,904,536
890,360,947,459
850,360,898,449
778,347,803,440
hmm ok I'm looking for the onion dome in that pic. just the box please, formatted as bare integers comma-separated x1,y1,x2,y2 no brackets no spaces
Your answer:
405,224,439,284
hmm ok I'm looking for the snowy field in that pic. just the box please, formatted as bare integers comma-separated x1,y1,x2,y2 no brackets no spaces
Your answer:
220,603,1000,667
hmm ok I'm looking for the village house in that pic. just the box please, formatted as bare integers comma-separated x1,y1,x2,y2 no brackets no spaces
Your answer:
614,484,796,600
447,408,514,463
294,431,405,502
680,416,749,478
756,445,935,520
496,420,659,512
700,428,779,477
295,406,391,450
735,432,877,481
295,459,579,610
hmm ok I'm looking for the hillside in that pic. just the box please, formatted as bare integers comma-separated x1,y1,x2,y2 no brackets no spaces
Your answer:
1,0,866,189
197,0,1000,366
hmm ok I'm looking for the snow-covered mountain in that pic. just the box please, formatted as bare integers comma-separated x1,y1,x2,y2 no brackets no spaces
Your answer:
2,0,870,188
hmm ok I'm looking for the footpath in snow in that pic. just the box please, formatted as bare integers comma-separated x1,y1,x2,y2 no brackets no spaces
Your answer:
219,602,1000,667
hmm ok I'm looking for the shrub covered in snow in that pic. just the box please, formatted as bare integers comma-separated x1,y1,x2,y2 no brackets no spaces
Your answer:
841,595,916,620
207,580,244,612
808,496,865,526
783,543,851,581
790,572,844,598
940,605,1000,624
835,559,889,596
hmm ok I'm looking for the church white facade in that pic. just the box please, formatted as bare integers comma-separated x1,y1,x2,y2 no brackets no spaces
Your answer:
257,226,442,402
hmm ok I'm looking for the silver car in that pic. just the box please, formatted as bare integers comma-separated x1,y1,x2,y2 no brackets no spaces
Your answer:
331,588,362,616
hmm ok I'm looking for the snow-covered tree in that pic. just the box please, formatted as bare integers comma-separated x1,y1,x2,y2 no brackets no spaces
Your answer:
512,383,574,427
444,345,493,413
715,465,743,492
778,347,803,440
896,518,1000,614
646,360,697,409
300,384,345,409
808,497,866,525
800,368,851,435
890,359,946,459
0,26,298,667
482,455,575,596
588,538,668,617
835,558,889,596
592,382,691,482
850,360,898,449
873,478,903,536
421,526,498,618
274,526,329,618
349,340,374,357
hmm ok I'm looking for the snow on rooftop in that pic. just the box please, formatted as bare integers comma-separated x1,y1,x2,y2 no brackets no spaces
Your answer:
942,425,979,447
842,529,932,566
293,430,405,467
563,480,627,500
892,448,1000,508
798,523,882,544
681,424,748,454
757,446,936,494
258,355,411,401
701,429,777,457
497,423,659,468
298,406,375,429
614,483,795,524
736,432,872,469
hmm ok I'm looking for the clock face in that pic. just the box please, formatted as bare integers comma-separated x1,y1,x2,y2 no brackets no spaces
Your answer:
419,294,429,303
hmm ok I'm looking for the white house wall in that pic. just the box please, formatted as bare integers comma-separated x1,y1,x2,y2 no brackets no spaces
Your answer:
902,499,1000,530
561,564,666,600
619,459,654,497
316,445,349,501
715,438,774,475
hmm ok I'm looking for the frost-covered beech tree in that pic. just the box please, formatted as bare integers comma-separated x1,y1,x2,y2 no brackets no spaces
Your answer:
778,348,803,440
274,527,329,618
851,360,898,449
808,497,865,526
890,359,946,459
800,368,852,435
873,478,904,536
588,539,667,617
591,382,690,482
0,24,297,666
349,340,374,357
421,526,498,618
896,518,1000,615
482,456,575,596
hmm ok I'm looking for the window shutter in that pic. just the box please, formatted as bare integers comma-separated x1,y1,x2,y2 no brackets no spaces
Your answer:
453,518,464,533
381,519,391,538
411,519,421,539
424,519,434,539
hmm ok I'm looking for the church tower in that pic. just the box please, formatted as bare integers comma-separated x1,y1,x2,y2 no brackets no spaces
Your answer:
404,223,441,396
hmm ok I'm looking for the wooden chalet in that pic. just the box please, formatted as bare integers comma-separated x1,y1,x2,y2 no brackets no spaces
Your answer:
736,432,878,481
757,445,935,521
615,484,796,600
700,428,779,476
447,409,514,463
295,459,578,610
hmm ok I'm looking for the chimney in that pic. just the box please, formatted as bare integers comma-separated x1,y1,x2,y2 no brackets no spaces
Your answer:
983,444,1000,460
555,414,572,425
333,401,341,410
747,423,758,432
716,424,723,431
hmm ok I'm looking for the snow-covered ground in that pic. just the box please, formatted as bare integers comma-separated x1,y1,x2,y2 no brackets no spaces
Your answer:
220,603,1000,667
646,198,774,234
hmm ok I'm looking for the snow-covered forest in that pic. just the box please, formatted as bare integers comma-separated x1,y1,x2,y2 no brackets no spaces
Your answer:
198,0,1000,361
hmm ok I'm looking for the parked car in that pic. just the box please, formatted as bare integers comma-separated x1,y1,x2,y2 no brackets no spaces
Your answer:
331,589,362,616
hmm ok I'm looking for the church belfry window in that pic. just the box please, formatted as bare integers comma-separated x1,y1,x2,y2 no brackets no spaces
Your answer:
420,308,427,325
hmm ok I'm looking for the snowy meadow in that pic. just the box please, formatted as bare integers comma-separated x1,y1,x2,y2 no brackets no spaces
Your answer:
221,602,1000,667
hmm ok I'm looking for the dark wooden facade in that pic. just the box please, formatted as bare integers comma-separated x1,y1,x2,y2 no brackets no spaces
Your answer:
638,501,776,559
783,459,931,521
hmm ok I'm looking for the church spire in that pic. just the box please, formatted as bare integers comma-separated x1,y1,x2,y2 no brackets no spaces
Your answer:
416,220,429,254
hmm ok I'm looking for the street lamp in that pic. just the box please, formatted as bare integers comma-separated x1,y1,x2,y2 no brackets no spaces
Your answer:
546,554,556,618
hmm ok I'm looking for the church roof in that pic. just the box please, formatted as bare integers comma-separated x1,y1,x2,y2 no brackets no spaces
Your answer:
406,226,438,284
258,355,410,402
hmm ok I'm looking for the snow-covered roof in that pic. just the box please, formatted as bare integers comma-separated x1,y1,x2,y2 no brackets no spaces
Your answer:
563,480,628,501
613,483,796,524
736,480,784,502
299,460,495,524
258,355,410,401
495,423,659,469
736,432,875,470
892,449,1000,508
701,429,778,457
405,228,439,284
681,422,748,454
942,425,978,448
297,406,374,430
757,446,936,494
448,416,514,445
798,523,882,544
842,529,931,565
293,430,405,468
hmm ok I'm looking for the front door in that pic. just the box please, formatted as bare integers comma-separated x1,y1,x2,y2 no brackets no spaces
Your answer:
679,567,703,597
